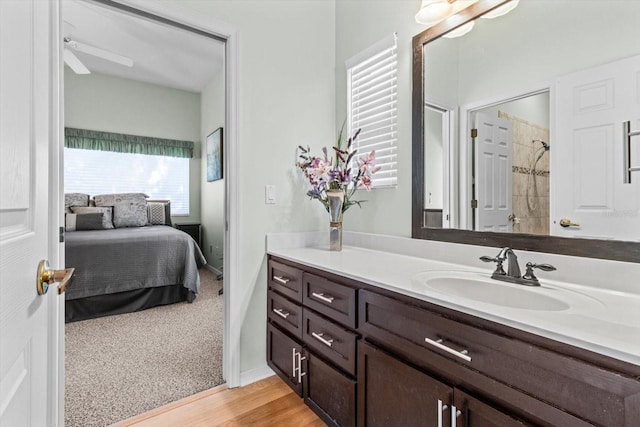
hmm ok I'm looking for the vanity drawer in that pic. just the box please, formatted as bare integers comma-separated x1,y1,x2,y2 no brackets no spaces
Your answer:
303,272,357,329
268,290,303,340
303,309,357,376
268,259,303,302
359,289,640,427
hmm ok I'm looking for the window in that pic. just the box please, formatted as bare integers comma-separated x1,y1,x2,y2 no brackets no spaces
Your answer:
347,32,398,188
64,148,191,215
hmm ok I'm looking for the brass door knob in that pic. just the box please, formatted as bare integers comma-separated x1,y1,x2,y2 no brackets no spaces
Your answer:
37,260,75,295
559,218,580,228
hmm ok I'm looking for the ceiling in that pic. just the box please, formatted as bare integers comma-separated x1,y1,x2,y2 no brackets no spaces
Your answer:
62,0,225,93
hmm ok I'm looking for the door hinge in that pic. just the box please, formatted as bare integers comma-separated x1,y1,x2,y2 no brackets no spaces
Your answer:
59,226,65,243
471,128,478,138
471,199,478,209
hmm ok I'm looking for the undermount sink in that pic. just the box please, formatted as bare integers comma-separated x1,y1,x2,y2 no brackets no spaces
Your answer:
411,271,571,311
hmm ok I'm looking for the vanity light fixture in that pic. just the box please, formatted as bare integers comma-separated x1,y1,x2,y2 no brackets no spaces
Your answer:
480,0,520,19
415,0,455,25
442,20,475,38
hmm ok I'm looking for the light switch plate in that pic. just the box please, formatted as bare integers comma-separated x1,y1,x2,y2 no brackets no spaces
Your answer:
265,185,276,204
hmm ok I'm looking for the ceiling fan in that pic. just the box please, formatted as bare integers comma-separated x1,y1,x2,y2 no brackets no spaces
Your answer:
63,22,134,74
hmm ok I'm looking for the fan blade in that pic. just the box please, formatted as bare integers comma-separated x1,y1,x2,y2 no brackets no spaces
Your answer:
64,48,90,74
71,40,134,68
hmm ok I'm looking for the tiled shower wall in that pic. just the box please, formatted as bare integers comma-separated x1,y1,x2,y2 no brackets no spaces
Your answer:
499,111,550,235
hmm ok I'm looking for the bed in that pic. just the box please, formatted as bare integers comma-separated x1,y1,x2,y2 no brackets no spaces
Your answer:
64,194,207,322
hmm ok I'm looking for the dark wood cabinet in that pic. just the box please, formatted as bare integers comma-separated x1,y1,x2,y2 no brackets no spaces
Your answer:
305,352,356,427
267,259,358,426
358,340,452,426
267,323,304,397
267,255,640,427
454,390,529,427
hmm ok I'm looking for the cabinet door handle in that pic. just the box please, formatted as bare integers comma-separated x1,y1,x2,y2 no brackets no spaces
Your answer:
425,337,472,362
291,347,297,377
451,405,462,427
272,308,290,319
311,292,334,303
273,275,290,285
296,351,306,383
437,399,449,427
311,332,334,347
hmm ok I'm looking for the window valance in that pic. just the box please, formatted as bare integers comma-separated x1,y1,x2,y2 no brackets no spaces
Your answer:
64,127,194,158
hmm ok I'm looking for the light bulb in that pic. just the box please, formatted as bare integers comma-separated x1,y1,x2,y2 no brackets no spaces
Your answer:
415,0,454,25
442,20,475,38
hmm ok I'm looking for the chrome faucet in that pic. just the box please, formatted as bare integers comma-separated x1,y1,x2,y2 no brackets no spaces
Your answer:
480,247,556,286
496,247,521,278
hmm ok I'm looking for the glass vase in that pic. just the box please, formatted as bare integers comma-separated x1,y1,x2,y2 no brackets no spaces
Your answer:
326,189,344,251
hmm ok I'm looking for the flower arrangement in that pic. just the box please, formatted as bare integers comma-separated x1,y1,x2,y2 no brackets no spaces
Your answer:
297,126,380,213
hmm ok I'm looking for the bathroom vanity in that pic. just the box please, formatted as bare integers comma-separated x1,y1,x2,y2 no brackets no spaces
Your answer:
266,234,640,427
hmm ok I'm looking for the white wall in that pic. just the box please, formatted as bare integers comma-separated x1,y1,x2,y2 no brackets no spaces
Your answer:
335,0,425,237
64,70,202,224
179,0,336,374
201,72,225,271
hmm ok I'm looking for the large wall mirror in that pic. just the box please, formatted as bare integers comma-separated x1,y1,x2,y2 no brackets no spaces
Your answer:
412,0,640,262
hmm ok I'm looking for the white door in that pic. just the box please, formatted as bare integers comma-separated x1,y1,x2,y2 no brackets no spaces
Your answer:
0,1,62,426
554,54,640,240
474,112,513,232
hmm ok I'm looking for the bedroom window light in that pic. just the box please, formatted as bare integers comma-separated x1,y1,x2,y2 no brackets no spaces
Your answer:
64,148,190,215
346,32,398,188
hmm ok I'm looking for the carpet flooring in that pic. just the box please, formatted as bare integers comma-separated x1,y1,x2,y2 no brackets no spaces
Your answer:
65,269,224,427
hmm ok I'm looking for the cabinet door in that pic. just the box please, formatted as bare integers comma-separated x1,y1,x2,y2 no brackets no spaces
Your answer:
305,353,356,427
267,323,304,396
358,340,452,427
454,389,529,427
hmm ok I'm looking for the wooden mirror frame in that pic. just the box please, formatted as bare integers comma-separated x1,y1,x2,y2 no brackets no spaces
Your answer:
411,0,640,263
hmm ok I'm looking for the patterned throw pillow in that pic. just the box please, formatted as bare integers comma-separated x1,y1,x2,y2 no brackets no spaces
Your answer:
64,193,90,213
94,193,148,207
65,213,105,231
71,206,114,229
113,201,149,228
147,201,172,226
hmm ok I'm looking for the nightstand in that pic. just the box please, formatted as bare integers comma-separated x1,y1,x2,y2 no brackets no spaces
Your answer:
175,223,201,250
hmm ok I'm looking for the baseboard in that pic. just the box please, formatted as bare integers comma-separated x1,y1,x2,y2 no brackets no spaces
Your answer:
239,365,275,387
205,264,223,276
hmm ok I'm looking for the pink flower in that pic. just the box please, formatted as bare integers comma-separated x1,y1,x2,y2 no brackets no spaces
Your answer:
359,151,376,173
311,159,332,183
358,175,372,191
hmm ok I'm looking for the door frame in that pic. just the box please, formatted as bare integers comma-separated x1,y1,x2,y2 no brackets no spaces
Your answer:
55,0,241,422
459,83,553,230
424,100,456,229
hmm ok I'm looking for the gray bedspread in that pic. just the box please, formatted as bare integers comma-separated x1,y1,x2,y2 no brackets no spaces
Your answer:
65,225,206,300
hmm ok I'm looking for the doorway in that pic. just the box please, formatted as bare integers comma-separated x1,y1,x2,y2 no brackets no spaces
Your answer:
464,90,551,235
61,1,232,425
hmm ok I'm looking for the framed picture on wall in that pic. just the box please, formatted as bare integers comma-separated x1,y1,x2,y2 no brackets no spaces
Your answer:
206,127,223,182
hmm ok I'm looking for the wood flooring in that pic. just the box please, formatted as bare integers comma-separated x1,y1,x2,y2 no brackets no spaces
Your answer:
111,375,325,427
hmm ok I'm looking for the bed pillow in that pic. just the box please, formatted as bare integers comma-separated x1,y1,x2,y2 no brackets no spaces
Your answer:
94,193,148,207
147,201,172,226
64,193,90,213
113,201,149,228
65,213,105,231
71,206,114,229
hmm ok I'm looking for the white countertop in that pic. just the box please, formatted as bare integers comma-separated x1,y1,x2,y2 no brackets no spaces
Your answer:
267,232,640,366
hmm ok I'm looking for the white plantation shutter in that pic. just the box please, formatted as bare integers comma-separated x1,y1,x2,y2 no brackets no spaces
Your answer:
347,33,398,188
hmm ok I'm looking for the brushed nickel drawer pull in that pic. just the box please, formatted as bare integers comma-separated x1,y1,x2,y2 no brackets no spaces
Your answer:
272,308,290,319
437,399,448,427
451,405,462,427
311,292,334,303
273,275,290,285
425,337,472,362
311,332,334,347
296,351,306,383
